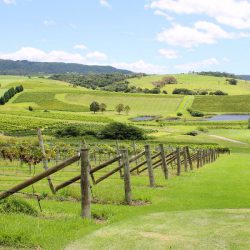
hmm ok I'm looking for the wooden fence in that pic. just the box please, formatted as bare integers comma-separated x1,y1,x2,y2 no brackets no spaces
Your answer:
0,143,227,219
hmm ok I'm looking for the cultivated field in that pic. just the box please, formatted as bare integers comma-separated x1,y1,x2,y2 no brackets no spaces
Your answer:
0,74,250,249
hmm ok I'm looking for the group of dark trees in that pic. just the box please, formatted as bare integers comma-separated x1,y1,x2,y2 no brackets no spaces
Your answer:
197,71,237,78
50,73,165,94
89,101,131,115
172,88,228,96
0,85,24,105
89,101,107,114
50,73,141,90
55,122,146,140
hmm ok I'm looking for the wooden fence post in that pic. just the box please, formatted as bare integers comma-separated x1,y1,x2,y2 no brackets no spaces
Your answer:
197,150,200,168
121,149,132,205
81,148,91,219
116,140,123,178
159,144,168,179
183,147,188,172
186,146,193,170
37,128,55,194
145,145,155,187
132,141,139,175
176,147,181,176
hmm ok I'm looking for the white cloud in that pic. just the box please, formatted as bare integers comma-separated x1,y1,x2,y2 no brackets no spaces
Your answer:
43,20,56,26
0,47,107,65
100,0,111,8
159,48,179,59
157,21,245,48
149,0,250,29
112,60,167,74
153,10,174,21
175,58,220,71
86,51,107,60
74,44,87,50
3,0,15,4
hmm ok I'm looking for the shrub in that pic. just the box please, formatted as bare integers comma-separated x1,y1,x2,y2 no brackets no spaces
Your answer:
0,197,38,216
185,131,198,136
213,90,228,95
226,78,238,85
177,112,183,116
173,88,196,95
162,90,168,94
190,110,204,117
55,126,81,137
199,91,208,95
28,106,33,111
98,122,146,140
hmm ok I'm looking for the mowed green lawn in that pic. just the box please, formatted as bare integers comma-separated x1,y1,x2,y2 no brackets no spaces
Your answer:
129,74,250,95
192,95,250,113
61,92,183,116
67,153,250,250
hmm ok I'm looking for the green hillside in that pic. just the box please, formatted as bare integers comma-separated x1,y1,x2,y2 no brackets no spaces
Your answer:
129,74,250,95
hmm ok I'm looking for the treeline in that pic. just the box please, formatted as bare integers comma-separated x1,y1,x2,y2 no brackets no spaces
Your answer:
197,71,236,78
172,88,228,96
49,73,144,90
0,85,24,105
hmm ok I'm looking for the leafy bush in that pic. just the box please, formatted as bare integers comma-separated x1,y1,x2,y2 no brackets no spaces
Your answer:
185,131,198,136
173,88,196,95
177,112,183,116
187,108,204,117
98,122,146,140
190,110,204,117
0,197,38,216
55,126,81,137
211,90,228,95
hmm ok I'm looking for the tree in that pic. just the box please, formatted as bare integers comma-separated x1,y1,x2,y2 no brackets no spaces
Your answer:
90,101,100,114
226,78,238,85
100,103,107,113
124,105,131,115
0,97,5,105
98,122,146,140
115,104,124,114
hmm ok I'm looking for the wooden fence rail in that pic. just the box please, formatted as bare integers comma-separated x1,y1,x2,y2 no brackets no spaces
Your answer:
0,143,228,219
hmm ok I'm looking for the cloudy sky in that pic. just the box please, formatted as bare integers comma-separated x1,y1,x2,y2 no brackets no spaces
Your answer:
0,0,250,74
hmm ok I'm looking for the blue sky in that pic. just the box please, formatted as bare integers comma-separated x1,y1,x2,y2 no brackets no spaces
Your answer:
0,0,250,74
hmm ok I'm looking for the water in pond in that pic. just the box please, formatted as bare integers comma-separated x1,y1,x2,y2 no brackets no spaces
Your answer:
207,114,250,121
132,116,157,121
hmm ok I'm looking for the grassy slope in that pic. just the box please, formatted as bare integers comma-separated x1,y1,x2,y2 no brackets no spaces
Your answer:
1,75,250,249
2,153,248,249
129,74,250,95
192,95,250,113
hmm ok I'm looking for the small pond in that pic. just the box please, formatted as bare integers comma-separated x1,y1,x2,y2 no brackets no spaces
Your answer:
132,116,157,121
206,114,250,121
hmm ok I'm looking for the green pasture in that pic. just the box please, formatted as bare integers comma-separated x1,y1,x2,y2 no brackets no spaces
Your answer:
129,74,250,95
61,92,183,116
192,95,250,113
1,153,250,249
1,75,250,249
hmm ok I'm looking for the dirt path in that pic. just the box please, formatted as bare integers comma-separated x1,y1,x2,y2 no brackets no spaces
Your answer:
209,134,248,145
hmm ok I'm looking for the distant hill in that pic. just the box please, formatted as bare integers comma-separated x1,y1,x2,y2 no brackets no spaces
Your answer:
237,75,250,81
0,59,133,75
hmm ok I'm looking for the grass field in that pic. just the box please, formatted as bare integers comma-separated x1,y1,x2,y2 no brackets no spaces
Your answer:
192,95,250,113
1,74,250,249
62,91,183,116
129,74,250,95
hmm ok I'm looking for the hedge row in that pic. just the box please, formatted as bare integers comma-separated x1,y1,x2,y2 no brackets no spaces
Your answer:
0,85,24,105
